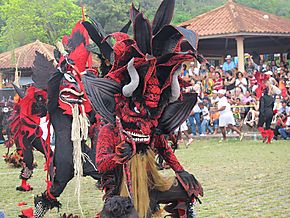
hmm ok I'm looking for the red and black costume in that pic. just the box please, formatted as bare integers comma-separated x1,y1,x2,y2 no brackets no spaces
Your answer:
83,1,204,217
257,87,275,143
2,97,24,168
34,21,100,218
254,71,275,143
10,85,52,192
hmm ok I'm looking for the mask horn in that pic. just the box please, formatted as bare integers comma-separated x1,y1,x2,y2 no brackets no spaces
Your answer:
12,83,25,99
122,58,140,97
169,68,181,103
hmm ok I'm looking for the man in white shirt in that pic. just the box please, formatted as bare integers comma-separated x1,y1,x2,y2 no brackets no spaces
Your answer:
216,90,244,141
199,102,213,136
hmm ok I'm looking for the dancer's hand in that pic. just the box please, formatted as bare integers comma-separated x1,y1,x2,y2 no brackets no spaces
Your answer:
114,141,133,164
176,170,204,199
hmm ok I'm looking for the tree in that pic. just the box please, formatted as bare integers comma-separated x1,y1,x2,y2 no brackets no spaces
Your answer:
79,0,131,33
0,0,82,52
1,0,289,52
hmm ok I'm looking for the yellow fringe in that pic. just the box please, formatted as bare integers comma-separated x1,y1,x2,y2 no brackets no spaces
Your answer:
120,149,174,218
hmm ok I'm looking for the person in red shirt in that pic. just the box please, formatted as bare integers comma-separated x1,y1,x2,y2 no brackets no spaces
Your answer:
213,72,224,91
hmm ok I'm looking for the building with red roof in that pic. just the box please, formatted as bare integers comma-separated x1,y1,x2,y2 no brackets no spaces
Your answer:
180,0,290,71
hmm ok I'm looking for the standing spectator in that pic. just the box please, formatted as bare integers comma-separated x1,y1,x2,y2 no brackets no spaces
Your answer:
222,55,236,72
188,103,202,136
224,70,236,94
257,87,275,143
175,121,193,148
216,89,244,142
278,116,290,140
199,102,213,136
245,56,259,75
0,109,4,144
233,98,245,131
242,90,253,115
235,72,248,94
213,72,224,91
210,105,220,135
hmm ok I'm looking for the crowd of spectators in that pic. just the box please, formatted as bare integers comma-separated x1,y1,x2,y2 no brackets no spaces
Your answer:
179,54,290,140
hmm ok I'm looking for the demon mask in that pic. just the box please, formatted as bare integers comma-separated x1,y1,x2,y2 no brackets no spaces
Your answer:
83,0,204,145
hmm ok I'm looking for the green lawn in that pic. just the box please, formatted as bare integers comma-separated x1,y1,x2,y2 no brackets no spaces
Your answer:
0,139,289,218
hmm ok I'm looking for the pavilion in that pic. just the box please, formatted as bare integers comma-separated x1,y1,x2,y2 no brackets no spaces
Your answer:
179,0,290,71
0,40,55,89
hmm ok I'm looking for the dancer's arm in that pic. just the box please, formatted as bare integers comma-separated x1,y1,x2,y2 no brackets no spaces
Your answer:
155,135,184,172
96,124,121,172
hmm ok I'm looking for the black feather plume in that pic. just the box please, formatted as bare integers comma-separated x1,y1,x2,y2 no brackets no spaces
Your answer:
32,51,56,90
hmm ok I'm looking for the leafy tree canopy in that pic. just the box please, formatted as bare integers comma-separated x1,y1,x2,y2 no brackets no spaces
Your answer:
0,0,289,52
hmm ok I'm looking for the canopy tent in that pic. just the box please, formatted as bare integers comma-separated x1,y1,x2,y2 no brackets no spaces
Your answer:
179,0,290,71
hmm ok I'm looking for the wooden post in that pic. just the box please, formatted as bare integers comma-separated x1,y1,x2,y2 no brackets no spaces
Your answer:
236,36,245,72
0,71,2,89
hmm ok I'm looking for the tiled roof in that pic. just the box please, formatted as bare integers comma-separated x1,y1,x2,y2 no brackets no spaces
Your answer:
179,0,290,38
0,40,55,69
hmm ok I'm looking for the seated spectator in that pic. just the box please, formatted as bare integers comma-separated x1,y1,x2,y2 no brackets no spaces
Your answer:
242,91,252,105
279,100,290,114
273,112,288,140
208,65,215,78
266,71,279,86
211,90,220,104
232,98,245,131
180,64,191,82
202,73,214,95
271,60,278,73
244,97,259,127
188,62,198,78
278,116,290,140
224,70,236,94
248,73,258,93
199,64,208,79
203,96,213,109
235,72,248,94
235,87,244,101
213,72,224,91
242,90,252,115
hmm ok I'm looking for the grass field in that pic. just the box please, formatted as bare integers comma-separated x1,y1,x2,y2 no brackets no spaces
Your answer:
0,139,290,218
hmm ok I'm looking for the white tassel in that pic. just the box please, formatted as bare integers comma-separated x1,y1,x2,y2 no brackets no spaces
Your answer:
71,104,84,215
69,104,90,217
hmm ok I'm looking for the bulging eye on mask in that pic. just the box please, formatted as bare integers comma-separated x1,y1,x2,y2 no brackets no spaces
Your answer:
64,73,77,83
